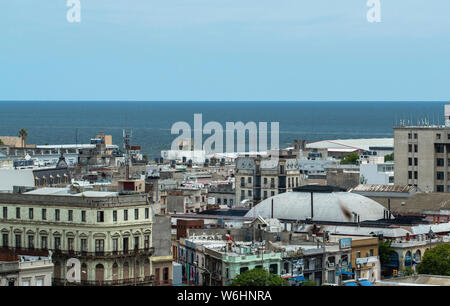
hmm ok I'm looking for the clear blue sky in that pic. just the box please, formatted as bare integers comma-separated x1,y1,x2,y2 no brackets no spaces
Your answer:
1,0,449,101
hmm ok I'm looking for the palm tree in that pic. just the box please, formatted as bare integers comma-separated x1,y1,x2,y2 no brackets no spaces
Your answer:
18,129,28,148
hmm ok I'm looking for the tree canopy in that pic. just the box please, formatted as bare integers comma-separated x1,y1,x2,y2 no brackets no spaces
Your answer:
384,152,394,162
378,240,395,265
340,152,360,165
230,268,289,286
417,244,450,276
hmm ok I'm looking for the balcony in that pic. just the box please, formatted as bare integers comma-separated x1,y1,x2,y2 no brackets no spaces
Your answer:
53,276,155,286
1,247,154,259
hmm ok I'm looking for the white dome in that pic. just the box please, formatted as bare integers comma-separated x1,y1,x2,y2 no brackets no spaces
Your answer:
245,191,390,223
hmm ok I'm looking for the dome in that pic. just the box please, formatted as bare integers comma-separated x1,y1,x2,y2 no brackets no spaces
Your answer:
245,189,391,223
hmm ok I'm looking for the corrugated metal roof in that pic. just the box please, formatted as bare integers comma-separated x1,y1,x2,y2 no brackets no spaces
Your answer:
350,184,416,193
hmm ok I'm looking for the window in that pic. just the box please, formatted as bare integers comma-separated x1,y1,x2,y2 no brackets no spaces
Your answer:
369,249,374,256
437,172,444,180
408,144,412,152
437,158,445,167
145,208,149,219
247,177,252,184
240,177,245,187
436,133,441,140
54,237,61,250
356,251,361,258
414,171,418,179
144,235,149,250
41,236,48,250
16,207,21,219
29,208,33,219
22,279,30,286
2,233,8,248
408,133,412,139
437,185,444,192
264,178,268,185
15,234,21,248
113,210,117,222
414,133,417,139
408,171,412,179
240,267,248,273
2,207,7,219
68,210,73,221
81,239,87,252
408,158,412,166
55,209,60,221
414,144,418,153
263,191,267,199
42,209,46,220
123,237,129,252
134,209,139,220
113,238,118,252
95,239,104,255
36,278,44,286
436,144,444,153
271,191,275,196
81,211,86,222
134,236,139,250
414,158,418,166
124,210,128,221
269,264,278,274
68,238,74,251
247,190,252,197
28,235,34,249
97,211,104,222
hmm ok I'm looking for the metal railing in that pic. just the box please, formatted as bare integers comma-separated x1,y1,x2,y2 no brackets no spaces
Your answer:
53,276,154,286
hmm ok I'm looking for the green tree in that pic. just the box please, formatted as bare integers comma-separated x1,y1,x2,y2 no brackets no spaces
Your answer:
340,152,359,165
18,129,28,148
384,153,394,162
230,268,289,286
378,240,395,265
0,138,3,145
417,244,450,276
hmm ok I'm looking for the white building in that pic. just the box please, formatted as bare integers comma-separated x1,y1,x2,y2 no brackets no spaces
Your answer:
360,163,394,185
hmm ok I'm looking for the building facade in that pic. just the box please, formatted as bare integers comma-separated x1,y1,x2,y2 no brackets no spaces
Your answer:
0,188,154,286
394,104,450,192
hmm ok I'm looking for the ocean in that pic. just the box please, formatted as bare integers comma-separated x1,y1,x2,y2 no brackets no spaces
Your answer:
0,101,447,159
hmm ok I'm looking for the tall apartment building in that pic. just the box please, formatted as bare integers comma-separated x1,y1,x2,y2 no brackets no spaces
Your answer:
394,105,450,192
235,154,305,204
0,187,154,285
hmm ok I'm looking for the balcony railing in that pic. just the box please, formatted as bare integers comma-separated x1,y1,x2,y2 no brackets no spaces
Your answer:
0,247,154,258
53,276,155,286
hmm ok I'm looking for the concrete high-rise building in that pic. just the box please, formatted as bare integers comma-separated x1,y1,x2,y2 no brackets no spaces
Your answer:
394,105,450,192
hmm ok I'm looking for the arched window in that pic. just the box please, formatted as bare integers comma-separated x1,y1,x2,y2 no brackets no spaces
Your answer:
123,262,129,283
134,261,140,281
112,263,119,284
81,263,88,282
144,259,151,281
95,264,104,285
54,261,61,280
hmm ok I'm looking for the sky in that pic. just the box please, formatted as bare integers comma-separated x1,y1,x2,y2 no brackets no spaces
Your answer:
0,0,450,101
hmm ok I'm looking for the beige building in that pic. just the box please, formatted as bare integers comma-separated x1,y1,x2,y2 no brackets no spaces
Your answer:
394,105,450,192
0,255,54,286
235,154,305,205
0,187,154,286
